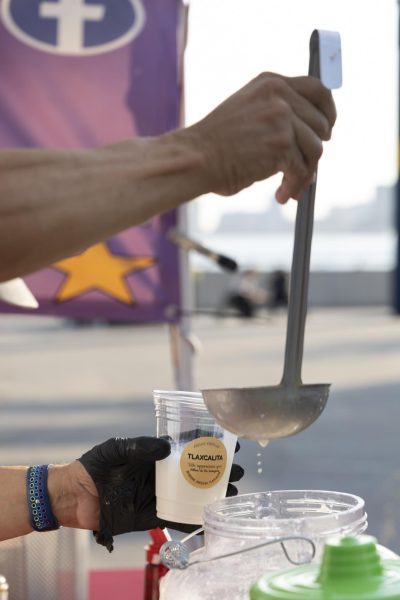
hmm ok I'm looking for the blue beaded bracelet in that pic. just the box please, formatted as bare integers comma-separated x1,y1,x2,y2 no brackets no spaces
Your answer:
26,465,60,532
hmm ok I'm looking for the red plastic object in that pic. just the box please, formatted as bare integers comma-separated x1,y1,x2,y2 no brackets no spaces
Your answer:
143,529,169,600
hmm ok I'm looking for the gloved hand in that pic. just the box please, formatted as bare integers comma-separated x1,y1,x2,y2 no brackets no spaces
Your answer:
78,436,244,552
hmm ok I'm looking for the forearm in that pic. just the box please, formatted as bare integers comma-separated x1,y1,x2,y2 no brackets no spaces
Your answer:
0,463,92,542
0,467,32,540
0,73,337,282
0,130,207,282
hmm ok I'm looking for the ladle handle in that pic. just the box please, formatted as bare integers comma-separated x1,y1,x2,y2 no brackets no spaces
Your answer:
281,31,321,387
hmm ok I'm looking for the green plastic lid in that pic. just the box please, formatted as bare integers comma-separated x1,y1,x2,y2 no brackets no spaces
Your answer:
250,536,400,600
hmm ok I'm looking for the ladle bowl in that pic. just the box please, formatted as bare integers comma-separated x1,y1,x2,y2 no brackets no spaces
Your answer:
202,383,330,441
202,30,342,443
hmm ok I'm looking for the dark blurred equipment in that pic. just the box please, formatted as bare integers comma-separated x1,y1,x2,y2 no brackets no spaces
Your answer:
269,270,288,309
228,293,254,318
226,270,267,318
168,228,238,272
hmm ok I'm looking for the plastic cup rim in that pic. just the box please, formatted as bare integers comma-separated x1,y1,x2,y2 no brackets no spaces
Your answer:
153,389,203,399
203,490,366,538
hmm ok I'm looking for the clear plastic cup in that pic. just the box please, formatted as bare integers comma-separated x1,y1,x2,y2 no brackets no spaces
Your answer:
154,390,238,525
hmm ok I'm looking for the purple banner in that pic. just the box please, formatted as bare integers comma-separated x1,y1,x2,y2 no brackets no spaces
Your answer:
0,0,184,322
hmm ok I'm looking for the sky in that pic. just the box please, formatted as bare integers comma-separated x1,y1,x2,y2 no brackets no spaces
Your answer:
184,0,398,231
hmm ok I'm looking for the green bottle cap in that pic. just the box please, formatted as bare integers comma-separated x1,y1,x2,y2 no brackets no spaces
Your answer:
250,536,400,600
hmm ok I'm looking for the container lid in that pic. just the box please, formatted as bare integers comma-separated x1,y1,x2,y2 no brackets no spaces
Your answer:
250,536,400,600
203,490,366,540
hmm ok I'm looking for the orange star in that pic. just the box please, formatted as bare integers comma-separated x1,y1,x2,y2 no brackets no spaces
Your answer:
54,243,155,305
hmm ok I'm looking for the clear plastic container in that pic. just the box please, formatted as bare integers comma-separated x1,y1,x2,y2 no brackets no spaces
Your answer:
160,490,368,600
154,390,237,524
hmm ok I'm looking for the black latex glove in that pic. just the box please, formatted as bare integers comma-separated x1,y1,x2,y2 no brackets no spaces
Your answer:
225,440,243,497
78,436,244,552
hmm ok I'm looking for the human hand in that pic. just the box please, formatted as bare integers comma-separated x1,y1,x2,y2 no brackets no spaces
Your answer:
70,436,243,552
188,73,336,203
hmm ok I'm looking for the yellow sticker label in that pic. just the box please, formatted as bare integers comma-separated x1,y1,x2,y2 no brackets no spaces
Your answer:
180,436,227,489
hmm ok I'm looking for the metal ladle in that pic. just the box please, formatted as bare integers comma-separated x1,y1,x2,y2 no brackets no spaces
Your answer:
202,30,342,443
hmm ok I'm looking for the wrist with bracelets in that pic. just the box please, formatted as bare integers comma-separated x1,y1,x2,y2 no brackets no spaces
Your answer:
26,465,60,532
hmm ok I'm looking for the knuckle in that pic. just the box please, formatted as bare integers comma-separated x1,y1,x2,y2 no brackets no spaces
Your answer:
318,88,336,125
257,72,290,98
266,76,288,96
301,77,337,125
257,71,278,82
305,135,323,164
275,127,294,154
271,99,292,123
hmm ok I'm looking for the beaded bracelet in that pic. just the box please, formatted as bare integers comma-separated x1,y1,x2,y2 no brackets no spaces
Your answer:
26,465,60,532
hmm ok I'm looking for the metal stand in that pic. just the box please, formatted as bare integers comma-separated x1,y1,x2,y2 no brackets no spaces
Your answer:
169,1,195,391
169,205,195,391
394,1,400,313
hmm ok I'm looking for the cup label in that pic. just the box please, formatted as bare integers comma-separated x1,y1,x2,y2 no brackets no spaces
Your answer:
180,436,227,489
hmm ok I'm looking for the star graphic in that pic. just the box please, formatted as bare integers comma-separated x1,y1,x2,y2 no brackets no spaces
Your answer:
54,243,155,305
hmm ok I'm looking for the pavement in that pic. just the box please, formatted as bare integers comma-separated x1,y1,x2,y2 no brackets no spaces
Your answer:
1,307,400,569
